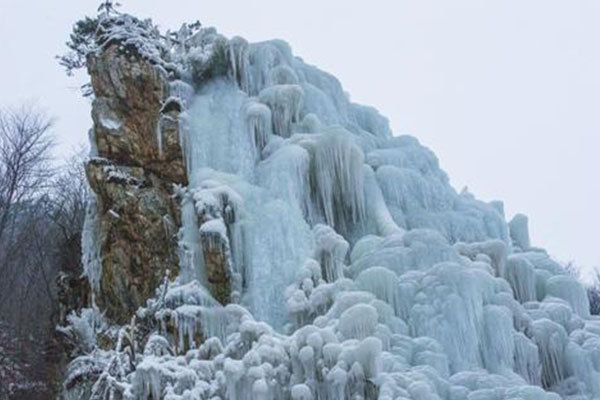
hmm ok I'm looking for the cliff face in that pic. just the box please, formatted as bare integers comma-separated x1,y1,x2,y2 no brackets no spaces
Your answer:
61,12,600,400
85,44,185,323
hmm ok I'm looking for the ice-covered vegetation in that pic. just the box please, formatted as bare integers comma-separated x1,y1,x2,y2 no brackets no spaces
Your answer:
64,9,600,400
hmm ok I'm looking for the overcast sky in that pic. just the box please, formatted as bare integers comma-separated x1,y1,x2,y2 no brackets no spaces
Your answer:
0,0,598,275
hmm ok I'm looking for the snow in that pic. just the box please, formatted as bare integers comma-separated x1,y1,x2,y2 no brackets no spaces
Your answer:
72,13,600,400
99,115,122,131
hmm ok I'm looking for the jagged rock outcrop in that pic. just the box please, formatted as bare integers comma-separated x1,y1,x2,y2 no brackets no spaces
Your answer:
199,233,232,305
198,212,234,305
86,159,180,322
88,45,187,184
85,44,186,323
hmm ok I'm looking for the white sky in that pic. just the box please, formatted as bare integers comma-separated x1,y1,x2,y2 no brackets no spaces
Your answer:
0,0,598,273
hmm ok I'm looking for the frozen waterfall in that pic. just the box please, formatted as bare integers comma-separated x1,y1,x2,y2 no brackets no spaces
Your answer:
76,20,600,400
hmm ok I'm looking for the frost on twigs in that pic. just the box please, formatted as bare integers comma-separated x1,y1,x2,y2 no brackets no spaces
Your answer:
59,6,202,94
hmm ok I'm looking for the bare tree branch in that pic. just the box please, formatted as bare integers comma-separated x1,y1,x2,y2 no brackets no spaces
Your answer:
0,105,55,242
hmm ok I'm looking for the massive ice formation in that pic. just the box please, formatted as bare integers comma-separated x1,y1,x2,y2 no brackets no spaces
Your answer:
67,13,600,400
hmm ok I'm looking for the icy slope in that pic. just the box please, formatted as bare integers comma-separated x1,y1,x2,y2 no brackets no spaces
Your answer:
69,15,600,400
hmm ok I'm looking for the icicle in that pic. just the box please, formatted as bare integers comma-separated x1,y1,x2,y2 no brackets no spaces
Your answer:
169,80,195,108
566,341,600,398
163,280,219,309
290,128,366,229
81,193,102,298
229,36,250,92
244,99,273,158
200,219,229,252
156,116,163,156
258,84,303,138
545,275,591,318
480,305,515,373
531,318,568,388
356,267,401,316
506,255,537,303
312,224,348,283
313,129,366,228
268,64,299,86
198,306,230,343
184,80,257,182
177,190,206,284
257,143,311,215
514,332,542,385
363,165,403,237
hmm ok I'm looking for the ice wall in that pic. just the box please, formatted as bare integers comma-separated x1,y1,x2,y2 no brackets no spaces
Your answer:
73,17,600,400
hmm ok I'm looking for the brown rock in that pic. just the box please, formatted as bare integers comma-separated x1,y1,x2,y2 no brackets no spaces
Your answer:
88,45,187,184
82,43,191,323
86,159,179,323
200,228,231,305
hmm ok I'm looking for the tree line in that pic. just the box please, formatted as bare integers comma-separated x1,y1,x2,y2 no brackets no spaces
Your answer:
0,104,88,399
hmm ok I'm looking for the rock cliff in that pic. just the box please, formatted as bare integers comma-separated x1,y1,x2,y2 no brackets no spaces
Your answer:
85,43,185,323
58,11,600,400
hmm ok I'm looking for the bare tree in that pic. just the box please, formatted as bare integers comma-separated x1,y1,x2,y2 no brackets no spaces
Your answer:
0,105,57,399
0,105,54,242
49,147,90,325
0,106,54,311
0,104,91,398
